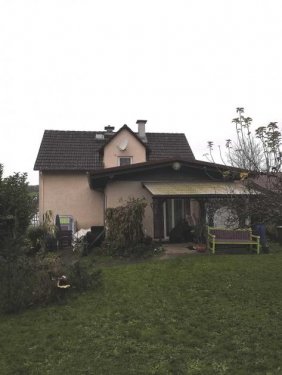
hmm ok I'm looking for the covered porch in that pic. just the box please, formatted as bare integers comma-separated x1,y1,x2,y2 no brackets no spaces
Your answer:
143,181,248,241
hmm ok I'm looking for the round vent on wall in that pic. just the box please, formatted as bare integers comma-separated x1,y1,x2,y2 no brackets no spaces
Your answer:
117,139,128,151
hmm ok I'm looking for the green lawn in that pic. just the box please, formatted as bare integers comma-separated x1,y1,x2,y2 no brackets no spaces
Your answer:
1,253,282,374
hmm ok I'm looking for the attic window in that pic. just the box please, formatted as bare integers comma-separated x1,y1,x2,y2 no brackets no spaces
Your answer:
95,133,104,139
118,157,132,166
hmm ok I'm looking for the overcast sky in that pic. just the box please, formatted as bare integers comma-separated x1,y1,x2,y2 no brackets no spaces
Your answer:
1,0,282,185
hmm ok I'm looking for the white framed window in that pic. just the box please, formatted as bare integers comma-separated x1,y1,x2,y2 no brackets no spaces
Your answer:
118,156,132,166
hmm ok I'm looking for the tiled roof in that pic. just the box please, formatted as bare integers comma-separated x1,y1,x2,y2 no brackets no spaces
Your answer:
34,129,195,171
146,133,194,161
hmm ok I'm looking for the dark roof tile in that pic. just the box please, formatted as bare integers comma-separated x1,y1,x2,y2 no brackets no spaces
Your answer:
34,129,195,171
146,133,194,161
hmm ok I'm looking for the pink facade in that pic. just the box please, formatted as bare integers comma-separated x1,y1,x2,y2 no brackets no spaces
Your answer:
36,122,236,239
38,127,150,230
103,128,146,168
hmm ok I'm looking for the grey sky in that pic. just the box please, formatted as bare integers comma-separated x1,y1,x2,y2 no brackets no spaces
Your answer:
1,0,282,184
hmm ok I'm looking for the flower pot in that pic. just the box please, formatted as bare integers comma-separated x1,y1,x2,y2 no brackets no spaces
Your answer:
195,244,206,253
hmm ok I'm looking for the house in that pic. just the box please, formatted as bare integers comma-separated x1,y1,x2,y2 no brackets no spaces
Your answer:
34,120,246,240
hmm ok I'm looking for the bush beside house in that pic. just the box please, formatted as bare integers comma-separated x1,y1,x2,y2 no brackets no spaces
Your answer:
104,197,161,257
0,164,102,314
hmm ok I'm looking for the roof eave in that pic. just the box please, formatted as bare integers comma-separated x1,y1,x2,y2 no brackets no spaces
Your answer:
88,158,244,190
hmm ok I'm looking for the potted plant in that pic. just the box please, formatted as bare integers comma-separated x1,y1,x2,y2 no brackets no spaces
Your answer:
192,223,207,252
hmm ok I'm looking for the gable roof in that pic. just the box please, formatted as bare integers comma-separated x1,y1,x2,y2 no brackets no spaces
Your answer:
99,124,149,154
34,127,195,171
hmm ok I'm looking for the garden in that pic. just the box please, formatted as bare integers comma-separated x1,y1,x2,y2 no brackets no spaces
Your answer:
1,253,282,374
2,162,282,374
0,166,162,314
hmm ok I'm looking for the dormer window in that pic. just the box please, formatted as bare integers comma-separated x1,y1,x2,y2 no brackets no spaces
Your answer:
118,156,132,166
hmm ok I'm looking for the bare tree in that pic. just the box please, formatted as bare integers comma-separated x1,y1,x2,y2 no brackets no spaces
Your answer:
205,108,282,229
206,108,281,173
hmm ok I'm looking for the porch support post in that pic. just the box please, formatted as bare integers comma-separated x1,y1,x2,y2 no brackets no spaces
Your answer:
198,198,208,243
153,197,164,241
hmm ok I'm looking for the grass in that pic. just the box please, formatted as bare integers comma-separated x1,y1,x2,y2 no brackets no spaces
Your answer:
1,252,282,374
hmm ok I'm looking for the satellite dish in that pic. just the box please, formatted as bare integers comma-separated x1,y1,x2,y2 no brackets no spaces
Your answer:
117,139,128,151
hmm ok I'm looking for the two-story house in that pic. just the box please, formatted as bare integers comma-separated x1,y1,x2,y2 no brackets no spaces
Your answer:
34,120,246,239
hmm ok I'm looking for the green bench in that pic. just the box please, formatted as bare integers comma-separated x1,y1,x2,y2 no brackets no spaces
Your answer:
207,226,260,254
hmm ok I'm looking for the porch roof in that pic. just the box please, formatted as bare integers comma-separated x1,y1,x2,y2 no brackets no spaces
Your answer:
143,182,248,197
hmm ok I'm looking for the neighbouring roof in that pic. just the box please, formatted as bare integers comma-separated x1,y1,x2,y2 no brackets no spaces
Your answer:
143,182,249,197
34,128,195,171
249,174,282,192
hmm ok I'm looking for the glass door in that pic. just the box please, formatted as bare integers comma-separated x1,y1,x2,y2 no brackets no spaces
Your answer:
163,198,189,238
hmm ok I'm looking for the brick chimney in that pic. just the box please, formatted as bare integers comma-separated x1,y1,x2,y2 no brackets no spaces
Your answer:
136,120,147,143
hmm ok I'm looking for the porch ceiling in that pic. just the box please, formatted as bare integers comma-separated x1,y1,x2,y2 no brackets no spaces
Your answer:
143,182,248,196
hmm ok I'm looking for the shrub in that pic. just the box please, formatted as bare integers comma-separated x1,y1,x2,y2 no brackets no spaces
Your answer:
0,254,35,313
0,249,103,314
68,260,103,291
26,225,46,253
26,211,59,254
0,167,35,249
105,197,147,255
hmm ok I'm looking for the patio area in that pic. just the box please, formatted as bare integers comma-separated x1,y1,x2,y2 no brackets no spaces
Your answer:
160,243,204,259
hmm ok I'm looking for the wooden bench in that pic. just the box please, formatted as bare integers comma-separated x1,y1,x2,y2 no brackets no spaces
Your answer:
207,226,260,254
